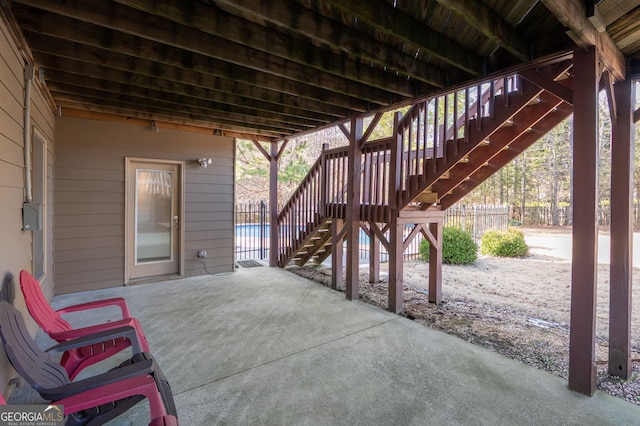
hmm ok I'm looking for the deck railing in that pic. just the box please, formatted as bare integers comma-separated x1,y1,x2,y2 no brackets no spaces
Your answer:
393,75,520,208
276,73,522,264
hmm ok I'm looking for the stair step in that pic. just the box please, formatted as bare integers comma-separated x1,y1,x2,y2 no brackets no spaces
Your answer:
414,191,438,204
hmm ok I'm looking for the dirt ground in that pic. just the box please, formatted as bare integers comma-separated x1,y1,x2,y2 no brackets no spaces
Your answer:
288,226,640,405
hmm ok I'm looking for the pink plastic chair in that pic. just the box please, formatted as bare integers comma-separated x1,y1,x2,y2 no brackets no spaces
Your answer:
0,300,178,425
19,270,150,380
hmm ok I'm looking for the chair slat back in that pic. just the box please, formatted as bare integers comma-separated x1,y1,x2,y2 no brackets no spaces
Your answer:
19,270,72,335
0,301,70,392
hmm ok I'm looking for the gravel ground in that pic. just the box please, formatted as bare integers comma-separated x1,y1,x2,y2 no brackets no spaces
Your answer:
288,232,640,405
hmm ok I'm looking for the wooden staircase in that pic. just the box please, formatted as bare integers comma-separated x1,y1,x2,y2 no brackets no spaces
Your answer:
277,60,573,267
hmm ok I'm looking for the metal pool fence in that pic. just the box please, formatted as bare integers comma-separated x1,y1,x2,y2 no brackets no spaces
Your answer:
235,203,509,262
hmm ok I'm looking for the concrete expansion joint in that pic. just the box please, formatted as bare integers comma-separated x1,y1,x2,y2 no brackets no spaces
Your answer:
175,317,401,397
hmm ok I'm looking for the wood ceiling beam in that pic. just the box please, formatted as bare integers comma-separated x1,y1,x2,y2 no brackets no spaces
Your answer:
53,91,300,136
29,39,354,118
434,0,529,62
606,7,640,55
20,30,377,116
40,61,337,125
13,0,417,99
321,0,483,76
62,107,277,142
540,0,626,81
50,84,310,133
62,107,280,140
207,0,447,88
45,75,326,130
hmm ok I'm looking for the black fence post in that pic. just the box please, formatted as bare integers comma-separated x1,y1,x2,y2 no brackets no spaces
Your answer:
259,200,267,259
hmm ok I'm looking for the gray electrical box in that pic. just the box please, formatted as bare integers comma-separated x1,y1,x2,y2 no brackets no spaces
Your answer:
23,203,42,231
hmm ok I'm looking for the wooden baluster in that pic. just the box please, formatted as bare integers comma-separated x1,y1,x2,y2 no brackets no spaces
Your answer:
382,147,388,206
452,92,458,155
399,127,405,194
321,145,328,217
390,111,403,210
465,87,470,143
407,117,413,182
433,97,439,160
443,93,449,146
441,96,447,164
422,103,427,175
503,77,509,107
415,112,420,177
365,148,372,205
331,154,335,215
489,80,495,119
476,84,482,129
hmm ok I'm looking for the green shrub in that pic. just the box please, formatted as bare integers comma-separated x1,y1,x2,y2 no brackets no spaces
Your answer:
419,226,478,265
480,229,528,257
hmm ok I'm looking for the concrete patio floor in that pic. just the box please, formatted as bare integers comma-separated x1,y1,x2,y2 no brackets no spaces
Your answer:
14,266,640,425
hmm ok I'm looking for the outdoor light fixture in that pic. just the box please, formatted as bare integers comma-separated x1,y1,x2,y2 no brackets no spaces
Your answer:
150,120,159,132
198,157,212,168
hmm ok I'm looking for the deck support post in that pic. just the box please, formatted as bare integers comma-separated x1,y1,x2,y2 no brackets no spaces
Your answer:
428,220,443,304
251,139,288,267
569,46,600,396
346,116,364,300
608,78,635,379
388,216,404,313
369,223,380,283
331,219,345,290
268,141,279,267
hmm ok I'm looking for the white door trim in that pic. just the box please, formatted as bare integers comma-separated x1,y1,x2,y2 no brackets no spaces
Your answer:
125,157,185,284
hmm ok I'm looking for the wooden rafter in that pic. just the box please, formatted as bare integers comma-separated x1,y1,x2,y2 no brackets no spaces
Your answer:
61,107,278,140
37,56,346,121
44,72,327,130
55,94,293,136
13,0,417,100
540,0,626,81
28,36,367,117
211,0,447,88
606,6,640,55
434,0,529,62
321,0,483,76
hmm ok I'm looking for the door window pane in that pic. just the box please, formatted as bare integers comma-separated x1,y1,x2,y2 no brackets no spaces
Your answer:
135,170,173,263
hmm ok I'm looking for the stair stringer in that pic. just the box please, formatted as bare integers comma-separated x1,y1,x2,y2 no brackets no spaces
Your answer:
439,100,573,208
431,88,572,207
396,79,544,210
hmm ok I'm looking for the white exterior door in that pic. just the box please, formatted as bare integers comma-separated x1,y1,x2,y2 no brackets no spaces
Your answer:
126,159,183,282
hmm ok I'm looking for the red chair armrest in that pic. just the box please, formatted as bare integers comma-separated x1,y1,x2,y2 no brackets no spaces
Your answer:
57,297,131,318
56,375,171,422
49,319,133,338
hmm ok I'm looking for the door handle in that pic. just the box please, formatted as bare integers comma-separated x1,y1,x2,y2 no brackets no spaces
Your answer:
172,215,180,230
